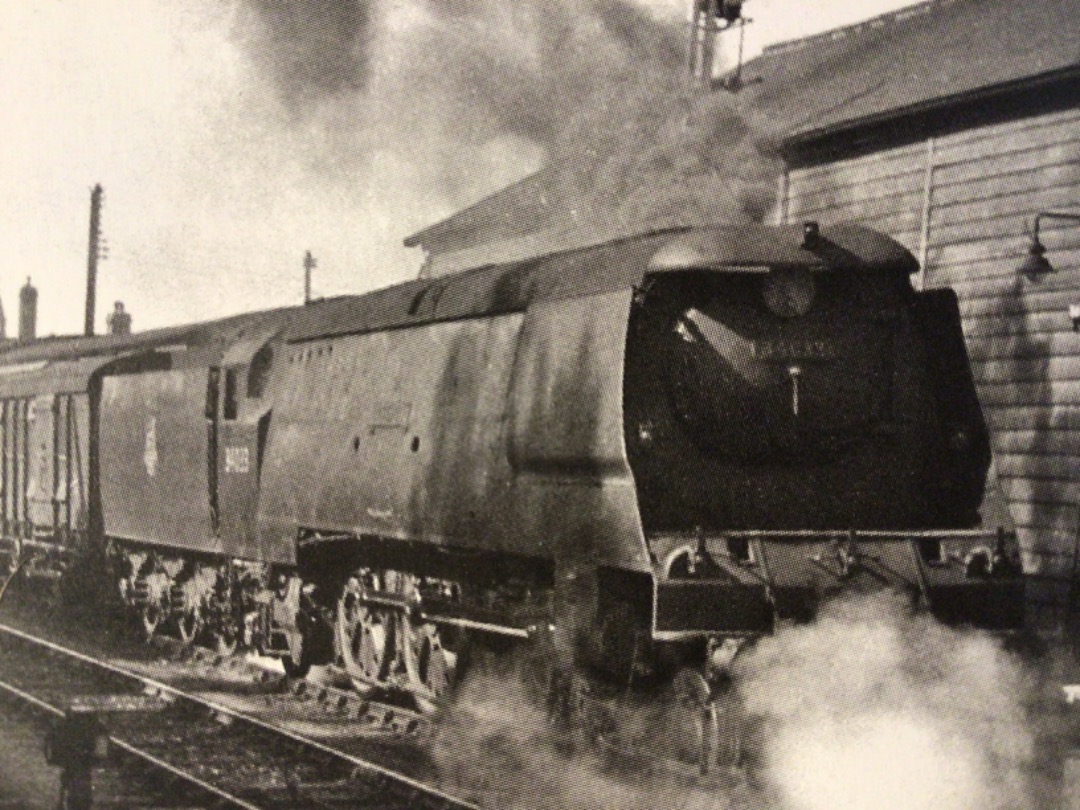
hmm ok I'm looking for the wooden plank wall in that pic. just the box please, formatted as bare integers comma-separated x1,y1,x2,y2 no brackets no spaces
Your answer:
784,105,1080,625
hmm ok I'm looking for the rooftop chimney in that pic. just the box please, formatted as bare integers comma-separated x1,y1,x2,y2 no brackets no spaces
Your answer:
106,301,131,336
304,251,317,304
19,277,37,342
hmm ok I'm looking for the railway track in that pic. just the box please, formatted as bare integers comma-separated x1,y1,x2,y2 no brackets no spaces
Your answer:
0,621,481,810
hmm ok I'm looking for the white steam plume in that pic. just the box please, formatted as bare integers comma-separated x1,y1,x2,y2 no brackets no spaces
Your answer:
734,593,1037,810
429,667,741,810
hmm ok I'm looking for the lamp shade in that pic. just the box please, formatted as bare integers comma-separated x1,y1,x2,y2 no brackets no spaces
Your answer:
1019,238,1053,278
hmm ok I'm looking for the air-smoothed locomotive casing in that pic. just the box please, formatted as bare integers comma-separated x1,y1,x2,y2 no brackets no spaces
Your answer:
99,356,222,555
258,223,1024,666
256,245,658,578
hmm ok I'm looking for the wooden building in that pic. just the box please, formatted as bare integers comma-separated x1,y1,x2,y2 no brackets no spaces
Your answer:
406,0,1080,626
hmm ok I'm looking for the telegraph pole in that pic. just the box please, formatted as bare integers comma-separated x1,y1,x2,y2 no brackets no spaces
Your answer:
85,185,104,337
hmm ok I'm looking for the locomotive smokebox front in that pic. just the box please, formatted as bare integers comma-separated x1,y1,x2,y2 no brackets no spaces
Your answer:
617,223,1017,646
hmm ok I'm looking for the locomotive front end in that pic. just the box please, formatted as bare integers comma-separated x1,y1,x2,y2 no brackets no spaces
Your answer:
622,223,1024,657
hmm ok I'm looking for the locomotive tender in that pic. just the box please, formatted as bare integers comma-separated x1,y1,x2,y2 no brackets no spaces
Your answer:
0,221,1023,724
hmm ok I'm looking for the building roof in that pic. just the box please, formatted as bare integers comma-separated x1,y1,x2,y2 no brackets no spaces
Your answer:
402,171,555,255
743,0,1080,143
406,0,1080,262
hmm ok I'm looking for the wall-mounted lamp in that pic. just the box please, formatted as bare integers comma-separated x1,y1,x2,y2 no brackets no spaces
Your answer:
1069,304,1080,332
1019,211,1080,278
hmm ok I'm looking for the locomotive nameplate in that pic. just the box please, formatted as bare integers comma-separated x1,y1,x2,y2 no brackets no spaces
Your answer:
752,338,837,362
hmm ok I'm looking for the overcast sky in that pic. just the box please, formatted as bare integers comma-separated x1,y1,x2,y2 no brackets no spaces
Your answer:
0,0,927,335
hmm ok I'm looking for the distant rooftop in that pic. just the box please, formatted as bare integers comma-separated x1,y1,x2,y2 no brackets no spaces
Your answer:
761,0,952,58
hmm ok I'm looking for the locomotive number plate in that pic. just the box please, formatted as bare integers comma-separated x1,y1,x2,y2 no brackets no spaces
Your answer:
752,338,837,361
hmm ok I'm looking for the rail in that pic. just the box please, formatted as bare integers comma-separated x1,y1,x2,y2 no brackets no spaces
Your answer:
0,621,482,810
0,664,262,809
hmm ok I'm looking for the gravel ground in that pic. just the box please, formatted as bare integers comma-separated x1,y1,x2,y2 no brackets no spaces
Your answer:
0,709,57,810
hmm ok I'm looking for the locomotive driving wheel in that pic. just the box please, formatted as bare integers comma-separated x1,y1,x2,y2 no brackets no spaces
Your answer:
209,628,237,655
139,603,163,642
406,618,456,711
175,607,204,645
135,570,172,642
336,581,393,691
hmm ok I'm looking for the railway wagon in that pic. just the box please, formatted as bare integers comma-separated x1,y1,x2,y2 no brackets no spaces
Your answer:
0,221,1025,770
0,312,297,612
0,329,191,582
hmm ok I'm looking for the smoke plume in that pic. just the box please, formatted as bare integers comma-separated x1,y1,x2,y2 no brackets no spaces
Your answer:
1,0,779,332
230,0,780,259
734,593,1038,810
544,86,782,239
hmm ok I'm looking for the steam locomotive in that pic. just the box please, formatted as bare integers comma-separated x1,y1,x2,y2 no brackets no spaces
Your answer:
0,220,1024,767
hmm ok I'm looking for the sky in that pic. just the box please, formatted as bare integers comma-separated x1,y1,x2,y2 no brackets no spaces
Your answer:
0,0,928,336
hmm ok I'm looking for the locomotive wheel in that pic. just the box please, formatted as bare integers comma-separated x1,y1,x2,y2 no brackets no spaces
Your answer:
663,668,721,776
519,629,557,707
139,604,162,642
209,630,237,655
410,622,456,709
175,608,204,645
336,596,393,691
599,601,645,687
283,648,311,679
419,634,449,696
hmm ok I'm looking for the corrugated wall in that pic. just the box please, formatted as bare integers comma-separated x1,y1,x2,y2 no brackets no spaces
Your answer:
784,105,1080,625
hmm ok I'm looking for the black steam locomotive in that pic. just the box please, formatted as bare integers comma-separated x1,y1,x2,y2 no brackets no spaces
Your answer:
0,221,1023,767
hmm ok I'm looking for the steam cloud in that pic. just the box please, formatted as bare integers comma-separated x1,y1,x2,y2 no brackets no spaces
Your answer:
734,593,1037,810
430,668,736,810
230,0,780,256
430,594,1044,810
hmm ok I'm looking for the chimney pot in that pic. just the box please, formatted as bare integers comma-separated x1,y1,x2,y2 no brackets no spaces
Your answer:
107,300,132,336
19,277,37,342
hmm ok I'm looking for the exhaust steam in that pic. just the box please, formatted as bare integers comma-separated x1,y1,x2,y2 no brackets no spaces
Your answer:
734,593,1039,810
